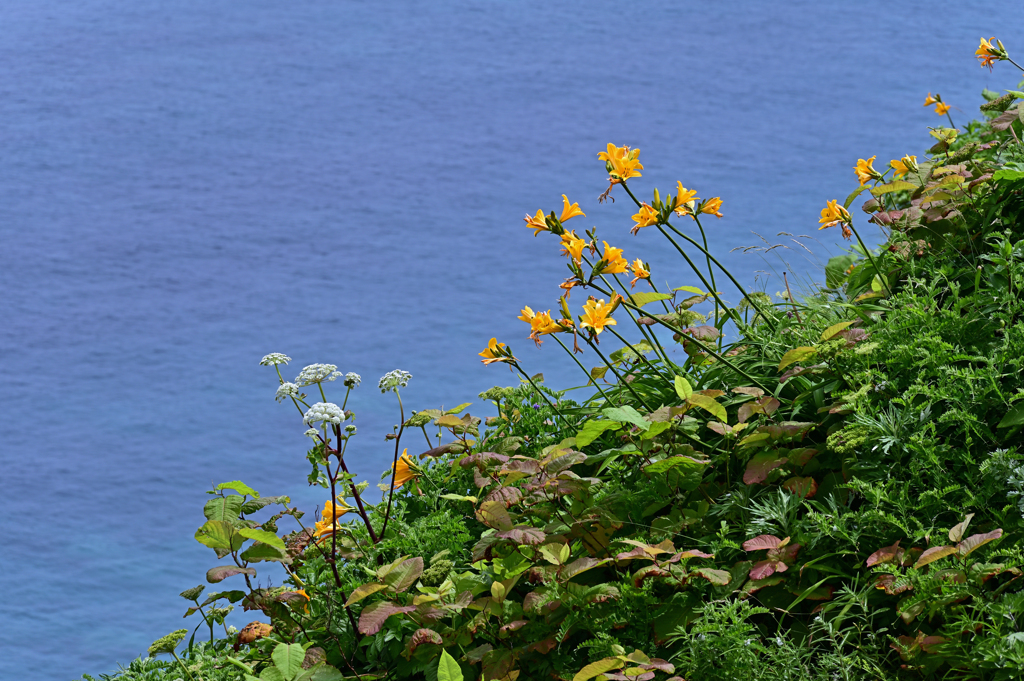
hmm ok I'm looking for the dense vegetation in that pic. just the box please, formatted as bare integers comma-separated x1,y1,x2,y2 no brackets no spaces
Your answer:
81,48,1024,681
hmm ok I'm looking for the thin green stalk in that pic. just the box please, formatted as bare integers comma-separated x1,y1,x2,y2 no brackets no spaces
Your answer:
551,333,614,404
605,324,672,383
582,334,654,411
379,390,406,539
690,213,720,344
847,222,894,297
512,363,571,428
170,651,199,681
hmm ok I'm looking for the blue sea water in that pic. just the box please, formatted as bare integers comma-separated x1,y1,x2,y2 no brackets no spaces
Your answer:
1,1,1022,678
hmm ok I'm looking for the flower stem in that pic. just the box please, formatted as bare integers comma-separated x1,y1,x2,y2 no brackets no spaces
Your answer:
848,222,894,297
170,651,198,681
552,333,614,403
513,363,570,429
378,390,405,540
582,334,653,411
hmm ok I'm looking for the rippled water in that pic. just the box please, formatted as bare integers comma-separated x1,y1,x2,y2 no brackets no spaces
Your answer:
1,2,1020,678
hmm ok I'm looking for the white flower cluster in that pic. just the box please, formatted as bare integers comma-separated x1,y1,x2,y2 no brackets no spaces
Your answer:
378,370,412,393
275,382,300,403
303,402,346,428
304,428,321,439
295,363,342,387
344,372,362,388
260,353,292,366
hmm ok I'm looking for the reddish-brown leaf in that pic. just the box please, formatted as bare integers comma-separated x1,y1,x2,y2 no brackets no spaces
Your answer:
742,534,783,552
957,529,1003,557
914,545,957,569
866,541,904,567
781,476,817,498
357,601,416,636
743,452,788,484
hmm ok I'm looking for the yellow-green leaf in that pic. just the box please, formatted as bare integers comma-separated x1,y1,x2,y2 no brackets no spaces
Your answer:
870,180,917,197
843,185,871,209
914,545,957,569
820,321,854,341
572,657,624,681
674,375,693,400
629,292,672,307
345,582,389,606
672,285,705,295
590,366,608,381
778,347,817,372
687,393,726,423
444,403,472,415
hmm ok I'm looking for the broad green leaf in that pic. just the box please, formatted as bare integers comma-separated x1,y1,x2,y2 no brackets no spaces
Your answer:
345,582,389,606
997,402,1024,428
602,405,651,431
843,184,871,209
237,528,285,551
778,346,817,371
870,180,917,197
929,127,958,143
639,421,673,440
383,557,423,592
590,365,608,381
476,501,514,531
437,649,464,681
914,545,957,568
629,292,672,307
672,285,705,295
820,321,854,341
304,667,344,681
440,493,478,503
538,543,568,565
643,456,706,491
674,375,693,400
204,496,243,522
240,495,291,515
575,420,622,447
573,657,624,681
686,393,726,423
239,543,289,563
993,169,1024,183
206,565,256,583
445,402,472,415
692,568,731,585
216,481,259,498
194,520,243,551
271,643,306,681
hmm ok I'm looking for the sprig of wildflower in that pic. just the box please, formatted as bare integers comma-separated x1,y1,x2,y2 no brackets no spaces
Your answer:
559,195,585,222
598,143,643,184
275,382,300,403
673,182,698,217
479,337,517,365
259,353,291,366
303,402,346,428
295,364,342,386
579,296,620,335
344,372,361,388
923,93,952,117
560,230,587,263
699,197,724,218
524,195,584,238
304,428,321,439
818,200,853,240
630,259,651,289
630,203,659,235
890,155,918,178
388,449,422,490
378,370,412,393
518,306,565,346
598,241,628,274
976,36,1008,71
854,156,883,185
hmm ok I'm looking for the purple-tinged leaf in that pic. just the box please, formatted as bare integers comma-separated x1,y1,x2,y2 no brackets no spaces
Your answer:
496,525,547,546
914,545,957,568
357,601,416,635
476,501,514,531
692,568,731,585
743,452,788,484
866,541,904,567
749,560,786,580
206,565,256,583
957,529,1003,557
742,534,783,552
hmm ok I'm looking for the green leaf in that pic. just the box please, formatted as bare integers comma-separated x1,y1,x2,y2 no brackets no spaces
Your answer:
778,347,817,372
993,169,1024,184
870,180,917,197
271,643,306,681
843,185,871,209
575,420,623,447
237,528,286,551
573,657,624,681
643,456,706,491
674,375,693,400
825,254,857,289
590,365,609,381
440,493,478,503
686,393,726,423
239,543,290,563
820,321,854,341
672,285,705,295
204,496,243,522
445,403,472,415
997,402,1024,428
538,543,568,565
476,501,514,532
382,557,423,592
437,649,464,681
216,481,259,497
195,520,243,552
639,421,673,440
629,292,672,307
602,405,651,431
241,495,291,515
206,565,256,583
345,582,389,606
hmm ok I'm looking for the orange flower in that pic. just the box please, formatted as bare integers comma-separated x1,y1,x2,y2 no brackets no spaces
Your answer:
854,156,880,185
630,203,659,235
560,230,587,262
518,307,561,346
890,155,917,178
923,93,938,107
934,102,951,116
700,197,723,218
524,209,549,237
479,337,516,365
818,200,853,240
579,296,619,335
559,195,585,223
597,143,643,183
600,241,629,274
390,449,420,490
976,37,1000,70
673,182,698,217
629,259,650,289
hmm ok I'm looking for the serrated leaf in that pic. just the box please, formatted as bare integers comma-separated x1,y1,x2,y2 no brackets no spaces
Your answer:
240,495,291,515
958,529,1003,557
206,565,256,583
345,582,389,606
271,643,306,681
216,481,259,498
572,657,624,681
674,375,693,400
437,649,464,681
237,528,286,551
915,545,957,568
686,393,726,423
630,292,672,307
820,321,855,341
575,420,622,447
204,496,243,522
602,405,651,431
476,500,514,531
778,346,817,372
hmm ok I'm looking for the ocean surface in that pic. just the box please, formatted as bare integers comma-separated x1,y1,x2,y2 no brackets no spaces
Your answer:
1,1,1022,678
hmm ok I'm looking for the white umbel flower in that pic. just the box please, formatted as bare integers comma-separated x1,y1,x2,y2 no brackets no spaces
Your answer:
378,370,412,393
260,353,292,366
303,402,346,428
275,382,300,403
304,428,321,439
295,364,342,387
344,372,362,388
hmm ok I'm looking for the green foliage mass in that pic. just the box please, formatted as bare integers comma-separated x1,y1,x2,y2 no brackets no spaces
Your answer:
82,74,1024,681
